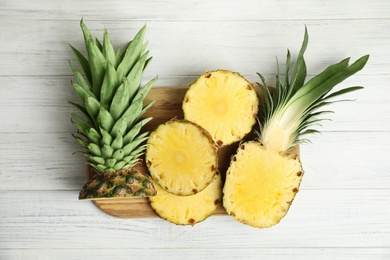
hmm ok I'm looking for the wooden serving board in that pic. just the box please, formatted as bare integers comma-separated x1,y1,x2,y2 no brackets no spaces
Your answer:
90,87,239,218
89,87,298,218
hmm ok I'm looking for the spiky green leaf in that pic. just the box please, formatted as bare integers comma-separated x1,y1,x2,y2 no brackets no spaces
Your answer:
97,107,115,132
116,25,146,79
69,44,92,84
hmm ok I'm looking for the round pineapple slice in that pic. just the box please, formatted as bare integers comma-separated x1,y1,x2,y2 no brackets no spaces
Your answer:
150,173,222,225
182,70,259,146
223,141,303,228
146,120,218,196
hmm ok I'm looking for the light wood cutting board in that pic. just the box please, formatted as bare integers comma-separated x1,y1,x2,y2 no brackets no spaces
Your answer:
89,87,240,218
87,86,298,218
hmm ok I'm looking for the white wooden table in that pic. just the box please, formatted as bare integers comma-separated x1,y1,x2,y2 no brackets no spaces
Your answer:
1,0,389,259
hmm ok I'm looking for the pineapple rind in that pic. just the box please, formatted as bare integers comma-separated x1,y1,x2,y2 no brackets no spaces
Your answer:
149,173,222,225
223,141,302,228
146,120,218,196
79,169,157,200
183,70,258,146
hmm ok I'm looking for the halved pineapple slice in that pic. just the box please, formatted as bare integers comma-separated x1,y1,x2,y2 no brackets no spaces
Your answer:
223,141,302,228
182,70,258,146
146,120,218,196
223,29,368,228
150,172,222,225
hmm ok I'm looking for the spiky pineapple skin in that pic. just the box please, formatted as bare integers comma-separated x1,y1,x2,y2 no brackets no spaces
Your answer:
146,119,218,196
183,70,258,146
79,168,157,199
149,173,222,225
223,141,303,228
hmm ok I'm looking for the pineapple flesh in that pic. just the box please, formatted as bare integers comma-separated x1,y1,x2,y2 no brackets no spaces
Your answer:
150,173,222,225
183,70,258,146
223,142,302,228
223,28,368,227
69,20,158,200
146,120,218,196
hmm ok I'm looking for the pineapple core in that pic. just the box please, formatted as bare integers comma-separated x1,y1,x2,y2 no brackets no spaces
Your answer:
146,120,218,196
183,70,258,146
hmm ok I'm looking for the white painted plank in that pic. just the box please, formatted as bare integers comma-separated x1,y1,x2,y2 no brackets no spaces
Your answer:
300,132,390,189
0,132,388,190
0,20,383,77
0,74,387,134
1,189,389,249
1,0,389,20
1,248,389,260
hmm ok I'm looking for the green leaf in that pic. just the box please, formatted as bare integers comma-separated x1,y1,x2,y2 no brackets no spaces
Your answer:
122,155,135,163
129,144,148,157
88,156,105,165
123,117,152,144
72,82,96,106
110,117,127,139
109,78,131,120
323,86,363,102
111,135,123,150
87,143,101,156
72,134,88,148
115,48,122,68
69,44,92,84
116,25,146,79
69,102,93,123
100,61,120,109
288,26,308,99
87,163,106,173
97,107,115,132
112,149,125,161
100,127,113,146
133,76,157,102
101,144,114,158
86,37,107,99
71,113,92,135
103,29,117,67
85,128,101,145
123,132,149,156
85,96,100,119
105,158,117,168
95,37,103,51
117,76,155,133
127,51,149,101
109,52,150,120
113,161,127,171
69,61,91,92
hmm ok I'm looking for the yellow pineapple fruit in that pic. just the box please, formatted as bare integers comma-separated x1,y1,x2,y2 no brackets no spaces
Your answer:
223,28,368,228
182,70,258,146
146,120,218,196
149,173,222,225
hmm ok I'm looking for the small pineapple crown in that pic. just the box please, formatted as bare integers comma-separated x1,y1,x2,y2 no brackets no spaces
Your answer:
256,27,369,152
69,20,158,173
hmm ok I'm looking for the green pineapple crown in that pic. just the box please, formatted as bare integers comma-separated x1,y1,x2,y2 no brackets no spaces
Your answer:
257,27,369,152
69,19,157,173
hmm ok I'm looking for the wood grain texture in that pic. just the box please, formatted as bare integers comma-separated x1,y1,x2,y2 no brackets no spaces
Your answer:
2,190,390,248
1,0,389,258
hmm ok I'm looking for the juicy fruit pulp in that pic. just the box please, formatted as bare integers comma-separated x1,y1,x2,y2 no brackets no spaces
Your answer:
183,70,258,146
146,120,218,196
150,173,222,225
223,142,302,228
